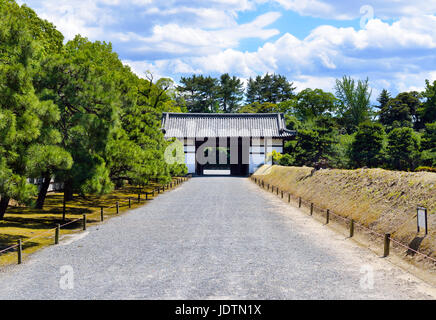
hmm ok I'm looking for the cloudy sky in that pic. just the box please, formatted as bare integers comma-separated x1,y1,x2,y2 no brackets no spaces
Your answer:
19,0,436,98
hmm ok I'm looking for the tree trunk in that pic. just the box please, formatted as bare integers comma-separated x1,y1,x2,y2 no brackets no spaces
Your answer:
35,173,51,209
63,179,74,202
0,196,10,220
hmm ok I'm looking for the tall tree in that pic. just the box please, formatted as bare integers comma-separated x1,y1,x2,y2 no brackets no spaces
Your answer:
178,75,219,113
335,76,372,132
218,73,244,112
376,89,391,111
35,36,123,202
246,73,295,104
0,0,50,218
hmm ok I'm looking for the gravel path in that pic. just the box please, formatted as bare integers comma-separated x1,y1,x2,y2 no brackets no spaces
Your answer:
0,177,434,300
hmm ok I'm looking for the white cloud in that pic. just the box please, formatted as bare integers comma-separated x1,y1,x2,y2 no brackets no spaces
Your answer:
20,0,436,95
133,14,436,96
127,11,281,56
270,0,436,20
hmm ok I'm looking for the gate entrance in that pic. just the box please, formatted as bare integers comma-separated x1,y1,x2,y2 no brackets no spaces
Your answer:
195,138,249,176
161,113,296,176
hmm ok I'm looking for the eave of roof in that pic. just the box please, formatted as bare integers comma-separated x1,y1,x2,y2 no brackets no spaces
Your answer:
161,112,296,138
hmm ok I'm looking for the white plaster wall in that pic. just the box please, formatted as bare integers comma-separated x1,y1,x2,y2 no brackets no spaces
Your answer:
183,139,196,174
249,153,266,174
185,152,196,174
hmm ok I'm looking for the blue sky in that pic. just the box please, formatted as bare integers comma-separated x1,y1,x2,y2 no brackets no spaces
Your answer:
18,0,436,98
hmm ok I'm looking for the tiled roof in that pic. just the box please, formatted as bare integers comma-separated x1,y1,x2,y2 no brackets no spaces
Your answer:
162,113,296,138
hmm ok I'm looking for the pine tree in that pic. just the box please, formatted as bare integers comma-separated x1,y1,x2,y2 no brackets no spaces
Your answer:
376,89,391,110
0,0,43,218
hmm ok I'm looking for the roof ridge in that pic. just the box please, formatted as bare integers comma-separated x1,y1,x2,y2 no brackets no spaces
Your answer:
164,112,283,116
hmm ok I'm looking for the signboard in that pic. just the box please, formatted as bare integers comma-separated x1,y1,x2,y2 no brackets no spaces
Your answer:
417,207,428,235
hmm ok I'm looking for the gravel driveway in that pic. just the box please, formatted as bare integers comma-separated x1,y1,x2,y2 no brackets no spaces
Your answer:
0,177,434,300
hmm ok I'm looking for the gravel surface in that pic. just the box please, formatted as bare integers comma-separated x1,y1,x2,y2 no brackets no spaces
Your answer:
0,177,434,300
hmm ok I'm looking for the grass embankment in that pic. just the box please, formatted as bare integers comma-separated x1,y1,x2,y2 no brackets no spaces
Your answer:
0,179,181,267
253,165,436,264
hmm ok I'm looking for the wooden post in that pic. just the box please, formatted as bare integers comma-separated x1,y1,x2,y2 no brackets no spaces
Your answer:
146,193,149,200
288,194,291,203
55,224,60,244
326,209,330,224
116,202,119,214
267,184,270,191
83,214,87,231
310,203,313,216
129,198,131,208
138,193,141,203
100,207,104,221
299,197,302,208
276,188,279,195
383,234,391,257
17,239,22,265
349,219,354,238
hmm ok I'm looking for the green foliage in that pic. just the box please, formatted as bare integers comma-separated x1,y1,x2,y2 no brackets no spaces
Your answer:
238,102,283,114
0,159,37,206
35,35,122,198
218,73,244,112
0,0,48,214
246,73,296,104
178,73,295,113
293,88,338,121
26,145,73,177
269,150,283,165
278,154,294,166
350,122,385,168
387,127,420,171
331,134,354,169
376,89,391,111
164,139,188,177
420,122,436,166
379,91,421,131
287,117,338,166
419,80,436,128
178,75,220,113
335,76,372,132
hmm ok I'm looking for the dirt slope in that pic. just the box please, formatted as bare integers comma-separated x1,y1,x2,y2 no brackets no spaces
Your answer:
253,165,436,263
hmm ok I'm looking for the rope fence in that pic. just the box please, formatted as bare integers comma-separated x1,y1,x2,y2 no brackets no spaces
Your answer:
0,176,191,265
251,176,436,265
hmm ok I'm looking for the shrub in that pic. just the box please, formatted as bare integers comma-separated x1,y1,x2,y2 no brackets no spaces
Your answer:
279,154,294,166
